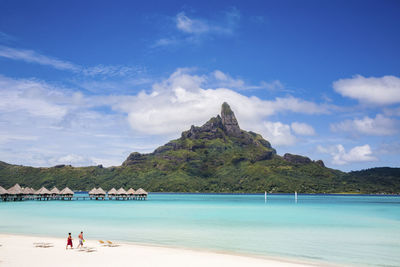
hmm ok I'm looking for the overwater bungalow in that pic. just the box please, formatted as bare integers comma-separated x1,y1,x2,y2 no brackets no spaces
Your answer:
22,187,34,200
88,187,97,199
108,188,117,200
135,188,148,200
116,188,128,200
0,186,9,201
29,188,36,199
22,187,30,195
8,184,23,201
89,187,106,200
50,187,60,200
59,187,74,200
96,188,106,200
35,187,51,201
127,188,135,200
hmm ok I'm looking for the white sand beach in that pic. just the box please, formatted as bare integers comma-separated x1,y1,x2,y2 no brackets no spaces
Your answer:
0,234,316,267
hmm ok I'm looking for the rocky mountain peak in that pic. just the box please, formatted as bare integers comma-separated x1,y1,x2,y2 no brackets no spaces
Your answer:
144,102,276,161
221,102,241,137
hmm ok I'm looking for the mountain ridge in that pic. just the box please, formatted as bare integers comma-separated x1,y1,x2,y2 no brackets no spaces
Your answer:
0,103,399,194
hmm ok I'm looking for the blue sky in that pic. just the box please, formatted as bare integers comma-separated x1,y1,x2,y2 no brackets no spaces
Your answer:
0,0,399,171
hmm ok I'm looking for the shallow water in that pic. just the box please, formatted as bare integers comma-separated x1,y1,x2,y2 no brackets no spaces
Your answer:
1,194,399,266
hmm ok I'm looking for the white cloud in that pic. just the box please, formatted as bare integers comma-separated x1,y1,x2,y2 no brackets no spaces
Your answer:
0,45,141,77
260,80,285,91
50,154,122,167
383,106,400,117
261,121,296,146
377,142,400,155
82,65,142,77
0,75,71,118
176,12,210,34
331,114,398,136
114,68,330,137
211,70,284,91
333,75,400,105
53,154,89,165
291,122,315,136
256,121,315,147
0,45,81,72
0,31,16,42
90,157,122,167
152,38,179,48
0,75,151,167
211,70,259,90
270,96,330,115
75,77,152,94
317,144,377,165
175,8,239,36
155,8,240,47
0,134,38,144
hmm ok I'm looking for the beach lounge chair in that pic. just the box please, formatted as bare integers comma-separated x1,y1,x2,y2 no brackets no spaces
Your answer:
85,247,97,253
98,240,106,246
106,240,119,247
33,242,53,248
78,247,97,253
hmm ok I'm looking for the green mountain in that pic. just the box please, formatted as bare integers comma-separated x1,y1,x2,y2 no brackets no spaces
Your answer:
0,103,399,193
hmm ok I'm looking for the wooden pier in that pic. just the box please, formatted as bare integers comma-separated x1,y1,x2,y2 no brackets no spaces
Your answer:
0,184,148,202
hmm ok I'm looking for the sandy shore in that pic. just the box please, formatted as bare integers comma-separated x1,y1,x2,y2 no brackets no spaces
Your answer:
0,234,317,267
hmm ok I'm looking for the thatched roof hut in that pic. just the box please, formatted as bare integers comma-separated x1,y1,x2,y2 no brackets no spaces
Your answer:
50,187,60,195
117,188,127,195
8,184,23,195
11,184,22,190
96,188,106,196
108,188,117,196
127,188,136,195
135,188,148,196
35,187,51,195
60,187,74,196
0,186,8,195
22,187,32,195
88,187,97,196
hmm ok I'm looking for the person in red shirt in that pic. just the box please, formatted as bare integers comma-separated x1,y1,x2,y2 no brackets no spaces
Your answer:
66,233,73,249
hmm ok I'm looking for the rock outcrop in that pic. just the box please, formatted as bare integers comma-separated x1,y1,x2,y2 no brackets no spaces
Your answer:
315,160,325,167
221,102,241,137
283,153,325,167
122,152,148,166
182,116,224,140
283,153,312,164
182,103,242,139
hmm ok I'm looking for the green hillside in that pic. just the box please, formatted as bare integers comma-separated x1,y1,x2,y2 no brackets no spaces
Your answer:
0,103,399,194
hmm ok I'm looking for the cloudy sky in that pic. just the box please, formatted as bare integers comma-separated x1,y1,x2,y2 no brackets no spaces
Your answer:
0,0,399,171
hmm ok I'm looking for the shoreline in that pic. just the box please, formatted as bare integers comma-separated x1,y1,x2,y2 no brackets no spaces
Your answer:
0,233,327,267
147,192,399,196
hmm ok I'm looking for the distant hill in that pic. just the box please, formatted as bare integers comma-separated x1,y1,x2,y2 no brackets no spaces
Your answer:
0,103,399,194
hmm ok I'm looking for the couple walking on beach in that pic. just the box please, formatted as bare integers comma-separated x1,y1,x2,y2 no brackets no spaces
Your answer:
66,231,84,249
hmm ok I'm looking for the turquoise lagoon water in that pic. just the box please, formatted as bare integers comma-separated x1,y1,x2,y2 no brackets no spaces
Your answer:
0,194,399,266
